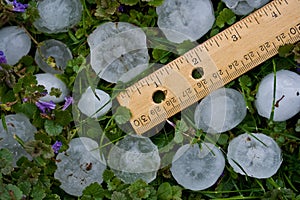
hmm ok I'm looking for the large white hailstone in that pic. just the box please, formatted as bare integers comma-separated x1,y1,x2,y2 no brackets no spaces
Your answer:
171,143,225,191
0,114,36,166
77,86,112,118
33,0,82,34
255,70,300,121
107,135,161,184
35,39,73,74
156,0,215,43
89,22,149,83
54,137,106,197
194,88,247,134
0,26,31,65
222,0,270,15
35,73,69,103
227,133,282,179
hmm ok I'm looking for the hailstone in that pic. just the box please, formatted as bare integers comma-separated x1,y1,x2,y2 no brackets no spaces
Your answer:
222,0,270,15
54,137,106,196
35,73,69,103
0,114,36,166
89,22,149,83
107,134,160,184
255,70,300,121
171,143,225,191
194,88,247,133
227,133,282,178
156,0,215,43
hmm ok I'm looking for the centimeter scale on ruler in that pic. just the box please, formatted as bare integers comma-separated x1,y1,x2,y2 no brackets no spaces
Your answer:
116,0,300,135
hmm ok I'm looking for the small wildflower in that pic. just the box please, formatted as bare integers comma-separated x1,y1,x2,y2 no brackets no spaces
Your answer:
52,141,62,154
22,97,28,102
118,5,125,12
166,119,176,128
0,51,7,64
62,96,73,111
35,100,56,113
5,0,28,12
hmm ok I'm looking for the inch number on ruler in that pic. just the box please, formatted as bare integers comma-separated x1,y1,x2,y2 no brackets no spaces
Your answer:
116,0,300,135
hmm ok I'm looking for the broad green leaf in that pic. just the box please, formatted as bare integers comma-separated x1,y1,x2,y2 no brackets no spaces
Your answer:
119,0,139,6
111,191,127,200
114,106,131,124
0,148,13,175
172,185,183,200
157,182,172,200
174,120,188,143
216,8,236,28
5,184,23,200
44,120,63,136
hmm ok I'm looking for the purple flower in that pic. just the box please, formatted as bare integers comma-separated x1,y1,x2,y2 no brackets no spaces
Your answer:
35,100,56,113
0,51,7,64
118,5,125,12
22,97,29,102
52,141,62,154
62,96,73,111
5,0,28,12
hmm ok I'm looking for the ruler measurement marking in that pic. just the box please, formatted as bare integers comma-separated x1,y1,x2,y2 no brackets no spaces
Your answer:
116,0,300,134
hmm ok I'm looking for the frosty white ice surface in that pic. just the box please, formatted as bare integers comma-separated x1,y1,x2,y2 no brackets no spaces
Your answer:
0,114,36,166
35,39,73,74
118,64,148,83
89,22,149,83
227,133,282,178
222,0,270,15
0,26,31,65
194,88,247,134
33,0,83,34
171,143,225,191
255,70,300,121
156,0,215,43
35,73,69,103
77,86,112,118
107,135,160,184
54,137,106,196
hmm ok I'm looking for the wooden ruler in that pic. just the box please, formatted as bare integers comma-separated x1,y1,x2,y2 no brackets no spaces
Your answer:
116,0,300,135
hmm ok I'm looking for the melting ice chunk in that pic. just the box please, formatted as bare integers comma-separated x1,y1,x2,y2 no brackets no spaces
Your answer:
107,134,160,184
255,70,300,121
35,39,73,74
194,88,247,134
171,143,225,191
222,0,270,15
0,114,36,166
0,26,31,65
89,22,149,83
35,73,69,103
156,0,215,43
227,133,282,178
33,0,83,34
54,137,106,196
77,86,112,118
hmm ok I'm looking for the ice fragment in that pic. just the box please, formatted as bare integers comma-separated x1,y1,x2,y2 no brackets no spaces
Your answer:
222,0,270,15
35,39,72,74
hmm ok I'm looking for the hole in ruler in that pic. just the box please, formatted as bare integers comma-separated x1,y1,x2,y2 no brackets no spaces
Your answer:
192,67,204,79
152,90,166,103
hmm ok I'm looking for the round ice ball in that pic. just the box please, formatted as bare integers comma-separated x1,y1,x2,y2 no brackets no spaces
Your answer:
89,22,149,83
255,70,300,121
77,86,112,118
33,0,83,34
227,133,282,178
171,143,225,191
54,137,106,196
222,0,270,15
0,26,31,65
156,0,215,43
0,114,36,166
194,88,247,134
35,73,69,103
107,134,161,184
35,39,73,74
